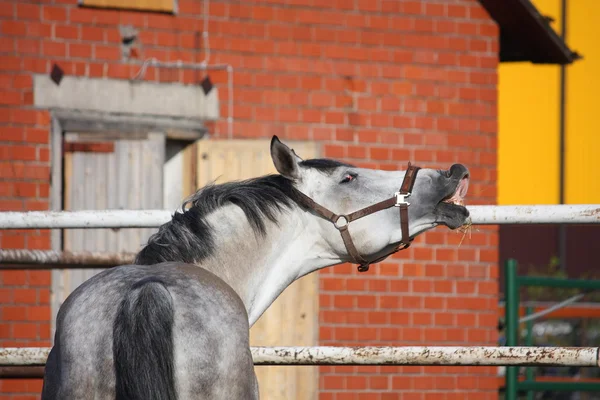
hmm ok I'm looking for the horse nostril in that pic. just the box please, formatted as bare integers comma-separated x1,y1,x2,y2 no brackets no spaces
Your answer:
449,164,468,178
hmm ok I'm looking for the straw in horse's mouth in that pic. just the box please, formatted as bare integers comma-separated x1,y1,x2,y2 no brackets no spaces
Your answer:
442,176,469,206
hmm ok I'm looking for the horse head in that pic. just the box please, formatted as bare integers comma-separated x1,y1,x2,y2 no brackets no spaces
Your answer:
271,136,470,269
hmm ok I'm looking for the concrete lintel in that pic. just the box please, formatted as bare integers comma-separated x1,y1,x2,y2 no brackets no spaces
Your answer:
34,75,219,120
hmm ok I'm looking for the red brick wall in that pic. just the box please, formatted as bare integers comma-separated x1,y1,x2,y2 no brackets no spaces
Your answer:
1,1,54,396
0,0,499,398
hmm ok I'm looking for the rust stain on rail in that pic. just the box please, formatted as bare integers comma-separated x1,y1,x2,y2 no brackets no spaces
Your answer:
581,208,600,219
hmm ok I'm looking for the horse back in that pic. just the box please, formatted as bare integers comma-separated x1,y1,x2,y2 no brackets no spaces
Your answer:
43,262,258,400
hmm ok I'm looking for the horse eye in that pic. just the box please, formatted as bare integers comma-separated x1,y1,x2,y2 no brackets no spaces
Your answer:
340,173,357,184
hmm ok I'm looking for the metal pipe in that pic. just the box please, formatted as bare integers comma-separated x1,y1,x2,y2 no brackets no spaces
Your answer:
2,346,598,367
505,259,520,400
558,0,568,273
468,205,600,224
519,293,586,323
0,366,45,379
0,250,135,268
525,307,534,400
1,205,600,229
518,381,600,392
518,277,600,290
0,210,173,229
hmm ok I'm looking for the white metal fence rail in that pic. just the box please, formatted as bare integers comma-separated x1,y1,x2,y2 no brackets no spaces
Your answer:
1,205,599,375
0,205,599,229
2,346,599,367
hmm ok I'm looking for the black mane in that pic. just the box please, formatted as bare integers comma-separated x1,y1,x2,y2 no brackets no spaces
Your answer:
135,174,302,265
299,159,353,174
135,156,356,266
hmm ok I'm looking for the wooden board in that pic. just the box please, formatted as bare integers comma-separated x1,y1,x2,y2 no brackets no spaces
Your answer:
53,132,165,317
195,139,320,400
80,0,174,13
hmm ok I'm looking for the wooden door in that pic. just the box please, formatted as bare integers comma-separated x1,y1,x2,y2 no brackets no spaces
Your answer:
196,139,320,400
52,132,165,317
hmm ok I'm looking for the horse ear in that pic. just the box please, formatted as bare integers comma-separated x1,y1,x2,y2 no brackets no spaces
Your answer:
270,136,301,180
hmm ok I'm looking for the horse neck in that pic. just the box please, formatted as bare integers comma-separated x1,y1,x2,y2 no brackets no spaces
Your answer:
201,204,339,326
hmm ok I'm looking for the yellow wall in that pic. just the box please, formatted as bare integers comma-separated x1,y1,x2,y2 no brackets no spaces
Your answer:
498,0,561,205
565,0,600,203
499,0,600,205
498,63,561,204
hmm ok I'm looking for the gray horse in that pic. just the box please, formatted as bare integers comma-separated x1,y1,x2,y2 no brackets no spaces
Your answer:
41,136,470,400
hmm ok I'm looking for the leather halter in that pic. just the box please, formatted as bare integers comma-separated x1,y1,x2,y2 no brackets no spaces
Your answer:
295,163,421,272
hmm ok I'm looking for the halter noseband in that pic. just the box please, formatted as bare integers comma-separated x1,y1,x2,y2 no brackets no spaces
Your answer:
295,163,421,272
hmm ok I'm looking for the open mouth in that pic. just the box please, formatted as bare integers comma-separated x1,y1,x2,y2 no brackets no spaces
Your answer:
441,175,470,207
435,174,470,229
433,169,470,230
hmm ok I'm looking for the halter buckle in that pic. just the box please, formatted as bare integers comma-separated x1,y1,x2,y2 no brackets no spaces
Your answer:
394,192,411,207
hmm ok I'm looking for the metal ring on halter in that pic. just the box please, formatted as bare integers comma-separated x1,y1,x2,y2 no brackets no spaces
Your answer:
333,215,349,230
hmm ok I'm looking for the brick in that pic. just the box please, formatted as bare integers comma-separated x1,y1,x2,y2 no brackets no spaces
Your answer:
0,288,11,304
354,294,376,309
0,2,14,17
1,270,27,287
380,327,401,342
1,21,27,36
0,323,11,339
13,289,37,305
43,41,66,57
0,90,22,106
2,145,37,161
38,289,50,305
333,295,354,309
310,92,334,108
0,36,13,53
323,376,344,390
26,22,53,38
156,31,178,47
27,233,51,249
93,9,120,25
0,182,13,196
27,306,50,321
369,376,389,390
12,323,38,339
0,56,21,71
370,147,390,161
22,57,48,74
325,111,345,125
94,45,121,61
324,144,345,159
39,147,50,162
0,200,24,212
16,39,40,56
39,322,52,340
81,26,104,41
0,379,43,393
13,182,36,197
28,271,51,286
2,306,27,321
55,24,79,40
42,6,67,21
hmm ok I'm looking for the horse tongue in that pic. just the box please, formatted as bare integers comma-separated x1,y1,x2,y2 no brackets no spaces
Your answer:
444,176,469,206
457,176,469,198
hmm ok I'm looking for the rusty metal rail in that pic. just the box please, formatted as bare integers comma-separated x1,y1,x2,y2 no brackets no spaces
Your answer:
253,346,600,366
1,205,600,230
1,346,598,378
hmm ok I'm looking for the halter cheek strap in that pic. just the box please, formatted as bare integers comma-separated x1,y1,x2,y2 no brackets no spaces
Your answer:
296,163,421,272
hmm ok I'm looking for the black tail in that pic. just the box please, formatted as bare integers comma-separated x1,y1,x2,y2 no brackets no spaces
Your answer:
113,277,176,400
